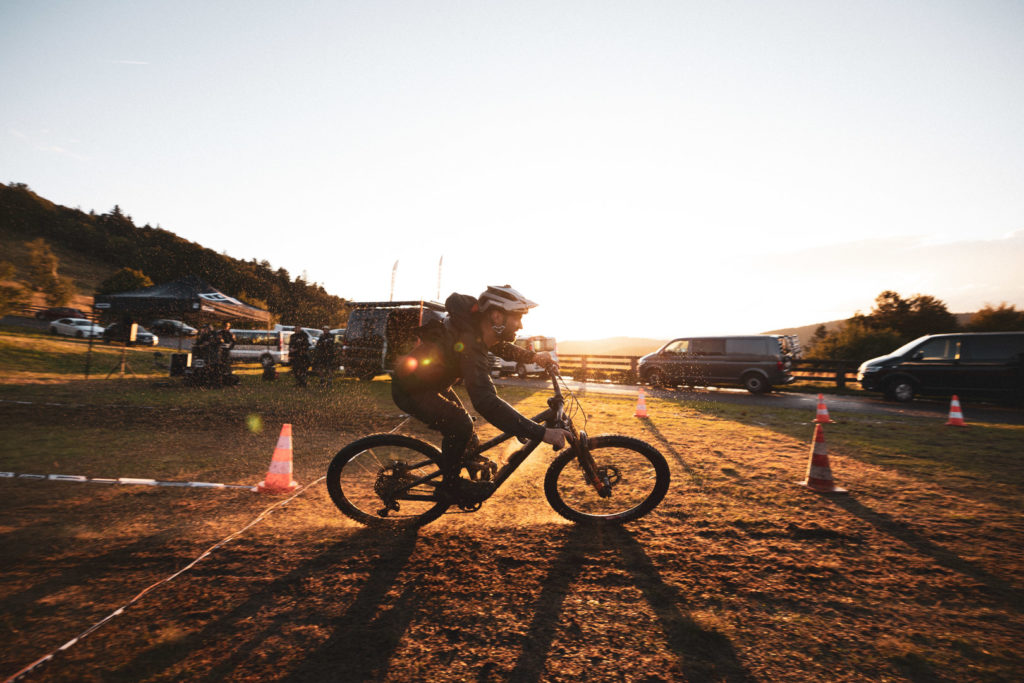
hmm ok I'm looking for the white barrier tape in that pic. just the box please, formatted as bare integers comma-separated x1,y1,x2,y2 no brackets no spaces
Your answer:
4,416,412,683
3,475,328,683
0,399,184,411
0,472,257,491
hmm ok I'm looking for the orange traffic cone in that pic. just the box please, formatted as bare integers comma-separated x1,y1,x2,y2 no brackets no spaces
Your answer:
799,424,847,493
635,388,648,418
945,395,967,427
257,423,299,493
815,393,835,423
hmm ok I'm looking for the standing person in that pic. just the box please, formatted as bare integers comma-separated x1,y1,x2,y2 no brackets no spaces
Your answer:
193,324,217,366
218,322,236,371
313,327,336,385
289,325,311,387
392,285,570,502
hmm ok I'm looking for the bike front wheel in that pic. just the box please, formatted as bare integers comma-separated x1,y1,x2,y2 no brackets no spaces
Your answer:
544,435,670,524
326,433,449,528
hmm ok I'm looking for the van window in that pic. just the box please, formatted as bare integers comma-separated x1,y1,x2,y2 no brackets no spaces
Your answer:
914,338,959,361
691,339,726,355
664,340,689,354
348,311,388,338
727,339,768,356
961,336,1024,362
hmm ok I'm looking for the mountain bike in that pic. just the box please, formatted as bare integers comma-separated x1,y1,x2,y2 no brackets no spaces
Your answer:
326,368,670,528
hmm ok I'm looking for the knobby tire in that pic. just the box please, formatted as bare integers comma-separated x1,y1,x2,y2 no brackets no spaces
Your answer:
326,433,450,528
544,435,670,524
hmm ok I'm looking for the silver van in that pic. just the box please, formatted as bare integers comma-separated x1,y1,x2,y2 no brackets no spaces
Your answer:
639,335,800,394
228,329,292,366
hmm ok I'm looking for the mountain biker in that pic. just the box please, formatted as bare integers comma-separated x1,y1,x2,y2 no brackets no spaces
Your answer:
392,285,572,501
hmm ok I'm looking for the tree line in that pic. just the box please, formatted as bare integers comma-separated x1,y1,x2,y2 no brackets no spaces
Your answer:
0,182,348,327
805,290,1024,362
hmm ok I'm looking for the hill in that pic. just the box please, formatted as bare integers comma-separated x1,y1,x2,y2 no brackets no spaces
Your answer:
765,313,975,350
563,310,978,357
558,337,668,357
0,182,348,326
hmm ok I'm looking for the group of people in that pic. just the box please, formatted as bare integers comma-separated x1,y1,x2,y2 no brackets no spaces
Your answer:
288,326,337,387
189,321,337,387
192,322,236,374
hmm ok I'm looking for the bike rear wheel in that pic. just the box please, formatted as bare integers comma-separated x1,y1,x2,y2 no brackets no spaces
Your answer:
544,435,670,524
326,433,449,528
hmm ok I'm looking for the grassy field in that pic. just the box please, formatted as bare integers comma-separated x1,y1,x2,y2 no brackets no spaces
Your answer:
2,327,1023,681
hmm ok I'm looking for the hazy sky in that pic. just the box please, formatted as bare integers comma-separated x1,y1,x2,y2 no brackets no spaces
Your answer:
3,0,1023,340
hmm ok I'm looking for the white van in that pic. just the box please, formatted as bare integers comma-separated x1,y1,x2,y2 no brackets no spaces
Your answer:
491,336,558,378
273,324,323,341
228,329,292,366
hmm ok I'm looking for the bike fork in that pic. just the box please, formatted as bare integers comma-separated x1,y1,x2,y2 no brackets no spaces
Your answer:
574,431,612,498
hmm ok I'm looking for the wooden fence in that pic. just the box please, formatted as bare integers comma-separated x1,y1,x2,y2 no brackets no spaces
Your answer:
788,359,859,388
557,354,858,388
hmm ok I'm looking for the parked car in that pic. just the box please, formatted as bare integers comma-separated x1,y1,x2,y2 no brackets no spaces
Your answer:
273,325,323,341
491,336,558,378
36,306,87,321
103,322,159,346
49,317,104,339
638,335,800,394
227,329,292,366
339,301,445,380
857,332,1024,403
150,319,198,336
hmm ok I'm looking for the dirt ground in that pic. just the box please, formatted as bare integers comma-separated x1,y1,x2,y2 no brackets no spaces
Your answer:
2,387,1023,682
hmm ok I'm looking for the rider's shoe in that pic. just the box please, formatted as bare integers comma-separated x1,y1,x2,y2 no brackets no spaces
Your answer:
440,477,494,504
464,453,498,481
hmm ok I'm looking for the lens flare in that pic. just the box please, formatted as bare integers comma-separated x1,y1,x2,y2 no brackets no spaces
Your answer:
246,414,264,433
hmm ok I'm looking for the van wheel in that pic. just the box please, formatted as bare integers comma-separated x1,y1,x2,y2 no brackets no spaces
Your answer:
259,353,274,368
645,368,666,388
743,373,770,394
885,378,915,402
517,363,528,379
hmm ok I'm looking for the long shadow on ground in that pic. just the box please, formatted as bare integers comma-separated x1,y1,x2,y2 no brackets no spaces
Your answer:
828,495,1024,613
510,525,751,683
110,528,419,682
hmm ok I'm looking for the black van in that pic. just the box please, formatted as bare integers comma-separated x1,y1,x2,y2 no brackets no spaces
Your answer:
338,301,445,380
857,332,1024,402
638,335,800,394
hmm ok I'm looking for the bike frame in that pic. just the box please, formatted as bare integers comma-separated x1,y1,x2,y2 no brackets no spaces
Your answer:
390,372,580,503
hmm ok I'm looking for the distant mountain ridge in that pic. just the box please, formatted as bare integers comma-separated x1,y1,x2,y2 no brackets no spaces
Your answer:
558,337,668,357
561,312,976,357
765,313,974,350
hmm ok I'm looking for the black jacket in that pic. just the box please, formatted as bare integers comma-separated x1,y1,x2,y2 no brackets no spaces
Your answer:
394,293,546,442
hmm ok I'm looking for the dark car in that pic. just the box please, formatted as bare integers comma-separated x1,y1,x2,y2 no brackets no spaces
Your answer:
103,322,159,346
857,332,1024,403
35,306,87,320
639,335,800,394
339,301,445,380
150,319,198,336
